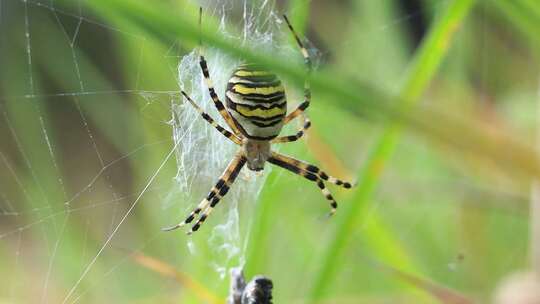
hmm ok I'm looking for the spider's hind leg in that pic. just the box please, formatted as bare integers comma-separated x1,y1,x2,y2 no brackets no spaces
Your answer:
189,154,246,234
267,152,354,215
162,152,247,234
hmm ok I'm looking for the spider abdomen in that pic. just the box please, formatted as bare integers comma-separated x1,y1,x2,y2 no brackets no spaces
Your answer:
225,64,286,140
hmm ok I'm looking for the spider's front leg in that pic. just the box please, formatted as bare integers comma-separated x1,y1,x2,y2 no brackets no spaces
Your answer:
197,9,242,136
163,152,247,234
282,15,312,125
181,91,242,145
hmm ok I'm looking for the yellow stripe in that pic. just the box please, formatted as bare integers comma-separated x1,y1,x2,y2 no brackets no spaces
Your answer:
232,84,284,96
234,70,274,77
236,105,285,118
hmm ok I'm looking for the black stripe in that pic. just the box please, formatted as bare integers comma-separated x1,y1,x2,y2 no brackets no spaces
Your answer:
230,110,284,126
200,57,210,77
269,157,319,182
215,101,225,110
210,196,221,207
268,157,300,174
192,215,206,231
306,165,320,174
284,135,297,141
244,133,278,140
226,92,286,106
218,184,230,196
229,79,282,88
216,179,225,189
298,101,309,111
235,74,278,83
249,119,283,128
229,116,279,140
229,89,285,101
229,105,285,122
206,189,218,201
230,157,247,180
184,213,195,224
228,101,286,111
303,172,318,181
201,113,213,121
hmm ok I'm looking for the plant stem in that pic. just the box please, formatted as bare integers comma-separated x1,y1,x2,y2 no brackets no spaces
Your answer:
308,0,477,300
531,78,540,275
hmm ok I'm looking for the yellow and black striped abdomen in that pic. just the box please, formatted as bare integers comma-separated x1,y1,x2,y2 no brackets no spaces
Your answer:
225,64,286,140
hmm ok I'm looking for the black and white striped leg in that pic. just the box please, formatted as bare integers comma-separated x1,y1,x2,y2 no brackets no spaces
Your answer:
278,152,353,189
197,8,242,136
181,91,242,145
282,15,312,125
267,152,339,215
198,57,242,136
302,163,354,189
283,98,310,124
271,117,311,144
163,153,247,233
189,154,246,234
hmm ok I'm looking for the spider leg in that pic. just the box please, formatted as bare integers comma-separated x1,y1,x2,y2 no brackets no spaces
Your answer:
198,55,242,135
268,152,352,215
188,154,247,234
271,117,311,144
302,161,354,189
282,15,312,125
197,9,242,136
271,152,353,188
162,152,247,233
181,91,242,145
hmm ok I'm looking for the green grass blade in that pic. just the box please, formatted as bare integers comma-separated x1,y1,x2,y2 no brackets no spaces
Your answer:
81,0,540,181
244,2,311,275
308,0,477,300
491,0,540,51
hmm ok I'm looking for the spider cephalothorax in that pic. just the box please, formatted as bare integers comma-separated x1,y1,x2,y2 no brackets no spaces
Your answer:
163,13,353,234
243,139,270,171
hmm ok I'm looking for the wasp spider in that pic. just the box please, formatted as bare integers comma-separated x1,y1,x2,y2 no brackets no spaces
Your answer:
164,12,353,234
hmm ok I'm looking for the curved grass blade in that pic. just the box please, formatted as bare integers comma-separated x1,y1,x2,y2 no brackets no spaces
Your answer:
308,0,477,300
80,0,540,180
131,251,224,304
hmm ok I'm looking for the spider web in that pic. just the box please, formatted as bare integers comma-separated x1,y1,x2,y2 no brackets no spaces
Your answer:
0,0,303,302
169,0,297,278
0,0,519,303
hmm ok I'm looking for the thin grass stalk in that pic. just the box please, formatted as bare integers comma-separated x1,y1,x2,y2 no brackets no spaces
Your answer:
245,1,311,274
82,0,540,181
491,1,540,51
532,78,540,275
130,252,224,304
308,0,477,300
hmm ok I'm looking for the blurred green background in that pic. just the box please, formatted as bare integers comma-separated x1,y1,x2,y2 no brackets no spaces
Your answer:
1,0,540,303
